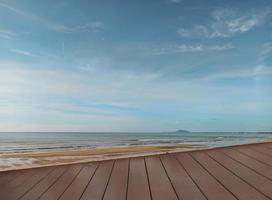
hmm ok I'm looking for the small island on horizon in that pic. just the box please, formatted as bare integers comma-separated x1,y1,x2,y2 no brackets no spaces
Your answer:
175,129,190,133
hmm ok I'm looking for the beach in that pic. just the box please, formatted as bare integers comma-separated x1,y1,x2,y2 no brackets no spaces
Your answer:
0,144,206,171
0,132,271,171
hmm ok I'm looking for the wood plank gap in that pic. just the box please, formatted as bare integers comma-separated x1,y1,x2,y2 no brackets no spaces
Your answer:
144,157,153,200
220,149,272,182
17,167,55,200
173,154,208,200
188,153,239,200
19,166,68,200
205,152,272,200
56,165,85,200
125,159,130,200
236,148,272,167
101,160,115,200
38,164,83,200
159,156,180,200
78,163,100,200
250,146,272,157
36,166,69,200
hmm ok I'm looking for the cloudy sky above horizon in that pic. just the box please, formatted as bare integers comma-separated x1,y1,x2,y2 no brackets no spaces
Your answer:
0,0,271,132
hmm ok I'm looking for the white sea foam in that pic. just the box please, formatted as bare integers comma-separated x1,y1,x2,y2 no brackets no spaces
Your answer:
0,157,38,170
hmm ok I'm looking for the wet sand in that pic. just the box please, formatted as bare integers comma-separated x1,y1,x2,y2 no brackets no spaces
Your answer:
0,144,205,171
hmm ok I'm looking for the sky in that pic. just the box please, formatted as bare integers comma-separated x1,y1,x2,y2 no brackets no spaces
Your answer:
0,0,271,132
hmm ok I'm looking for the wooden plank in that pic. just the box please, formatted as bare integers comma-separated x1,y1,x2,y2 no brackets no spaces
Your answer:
81,161,114,200
38,164,83,200
208,150,272,199
161,154,206,200
251,146,272,157
1,167,53,200
0,143,271,200
127,158,151,200
145,156,178,200
192,151,269,200
237,147,272,166
19,166,67,200
58,163,98,200
0,171,21,185
0,168,42,197
175,153,236,200
262,143,272,149
223,149,272,180
103,159,129,200
1,169,35,188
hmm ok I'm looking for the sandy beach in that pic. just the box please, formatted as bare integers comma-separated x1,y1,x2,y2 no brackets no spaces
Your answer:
0,143,205,171
1,132,271,172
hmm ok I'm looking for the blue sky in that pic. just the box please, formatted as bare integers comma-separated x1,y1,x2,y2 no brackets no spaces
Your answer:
0,0,271,132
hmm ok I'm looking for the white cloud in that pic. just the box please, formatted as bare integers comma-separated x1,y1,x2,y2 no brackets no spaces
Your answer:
204,65,272,80
0,61,268,106
259,42,272,62
69,22,103,33
178,25,210,38
0,29,16,39
0,2,102,33
77,57,111,73
168,0,183,3
150,43,234,55
178,8,271,38
9,49,37,57
79,65,96,73
0,61,271,131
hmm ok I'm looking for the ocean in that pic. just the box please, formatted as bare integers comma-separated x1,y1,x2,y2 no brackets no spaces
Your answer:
0,132,271,153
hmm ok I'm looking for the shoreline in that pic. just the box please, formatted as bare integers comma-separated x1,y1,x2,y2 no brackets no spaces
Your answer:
1,139,272,172
0,143,205,171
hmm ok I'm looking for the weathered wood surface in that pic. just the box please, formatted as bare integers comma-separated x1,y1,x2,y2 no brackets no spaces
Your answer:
1,142,272,200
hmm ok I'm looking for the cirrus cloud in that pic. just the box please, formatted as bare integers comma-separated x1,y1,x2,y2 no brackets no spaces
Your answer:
0,2,103,34
178,7,271,38
149,43,234,55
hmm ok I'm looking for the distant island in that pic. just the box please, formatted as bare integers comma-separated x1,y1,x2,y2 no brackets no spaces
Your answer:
175,129,190,133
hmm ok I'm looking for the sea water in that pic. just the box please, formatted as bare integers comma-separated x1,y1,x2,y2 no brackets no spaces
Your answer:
0,132,271,153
